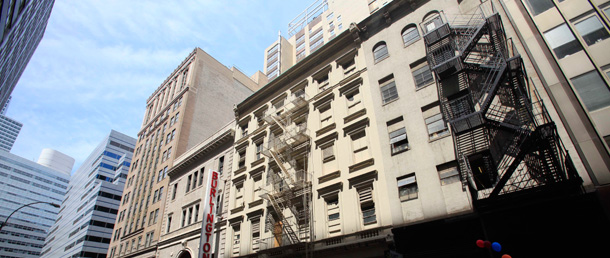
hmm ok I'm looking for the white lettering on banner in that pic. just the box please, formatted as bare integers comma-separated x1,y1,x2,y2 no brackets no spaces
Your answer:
199,170,220,258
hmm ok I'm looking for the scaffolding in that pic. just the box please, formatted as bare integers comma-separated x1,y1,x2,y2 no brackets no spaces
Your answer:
258,93,313,257
424,1,581,203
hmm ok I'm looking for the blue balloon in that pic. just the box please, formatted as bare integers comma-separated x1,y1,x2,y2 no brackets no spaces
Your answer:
492,242,502,252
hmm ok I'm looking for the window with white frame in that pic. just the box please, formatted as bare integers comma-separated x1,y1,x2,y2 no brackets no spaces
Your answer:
379,75,398,104
358,186,376,225
397,174,418,201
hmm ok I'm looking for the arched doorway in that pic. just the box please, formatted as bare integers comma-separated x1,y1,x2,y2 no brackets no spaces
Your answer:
177,250,192,258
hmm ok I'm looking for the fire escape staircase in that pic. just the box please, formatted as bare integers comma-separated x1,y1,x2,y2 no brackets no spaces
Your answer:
424,2,581,203
261,95,312,248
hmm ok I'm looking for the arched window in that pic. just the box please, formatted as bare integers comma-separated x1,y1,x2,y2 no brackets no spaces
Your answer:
422,11,443,33
401,24,420,46
373,42,389,63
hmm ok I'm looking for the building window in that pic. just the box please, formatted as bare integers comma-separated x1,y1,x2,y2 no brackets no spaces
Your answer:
255,141,263,160
380,75,398,104
240,123,248,138
438,164,460,186
235,183,244,208
186,174,192,193
574,15,610,46
397,174,418,201
401,25,420,46
425,113,448,139
389,127,409,154
218,156,224,174
523,0,554,16
422,12,443,33
326,196,340,221
232,226,241,256
358,187,376,225
322,144,335,163
412,64,434,88
351,130,369,163
319,102,333,128
570,71,610,111
373,42,389,63
172,183,178,200
544,24,583,59
238,149,246,168
166,215,172,232
251,219,260,251
387,116,409,154
198,168,205,186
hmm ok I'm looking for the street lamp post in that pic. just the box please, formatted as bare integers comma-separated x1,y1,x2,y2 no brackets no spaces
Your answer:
0,201,60,232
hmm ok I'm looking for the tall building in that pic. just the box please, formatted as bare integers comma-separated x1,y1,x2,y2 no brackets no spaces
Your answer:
41,130,135,258
0,0,55,110
108,48,266,258
0,96,22,152
0,149,71,258
263,0,393,80
37,148,76,175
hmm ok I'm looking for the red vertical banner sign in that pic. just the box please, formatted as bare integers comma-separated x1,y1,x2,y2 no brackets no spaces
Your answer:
199,169,220,258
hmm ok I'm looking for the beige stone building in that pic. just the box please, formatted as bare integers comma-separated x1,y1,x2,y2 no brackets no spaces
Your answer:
156,121,235,258
108,48,265,258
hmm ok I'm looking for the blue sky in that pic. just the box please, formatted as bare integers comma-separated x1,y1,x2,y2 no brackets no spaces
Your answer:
8,0,312,172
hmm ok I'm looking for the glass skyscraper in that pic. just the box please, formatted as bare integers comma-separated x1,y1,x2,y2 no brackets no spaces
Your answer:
0,150,71,257
41,130,135,258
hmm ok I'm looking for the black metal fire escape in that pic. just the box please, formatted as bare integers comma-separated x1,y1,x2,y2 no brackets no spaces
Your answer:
423,3,581,204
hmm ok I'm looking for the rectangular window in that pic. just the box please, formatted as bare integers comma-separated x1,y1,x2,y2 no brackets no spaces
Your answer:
322,144,334,162
251,219,260,251
389,127,409,154
397,174,418,201
319,103,333,128
192,171,198,189
194,204,200,222
438,166,460,186
238,150,246,168
167,215,172,233
574,15,610,46
326,196,339,221
358,187,376,225
544,24,583,59
172,183,178,200
218,156,224,174
198,168,205,186
425,113,448,139
380,76,398,104
523,0,554,16
412,65,434,88
182,209,187,227
186,175,192,193
255,142,263,160
158,186,164,201
570,71,610,111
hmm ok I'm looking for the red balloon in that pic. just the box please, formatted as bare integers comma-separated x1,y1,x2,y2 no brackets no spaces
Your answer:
502,255,512,258
484,241,492,248
476,240,485,248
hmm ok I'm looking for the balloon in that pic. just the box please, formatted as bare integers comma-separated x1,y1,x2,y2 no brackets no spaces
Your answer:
476,240,485,248
502,255,512,258
484,241,492,248
492,242,502,252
